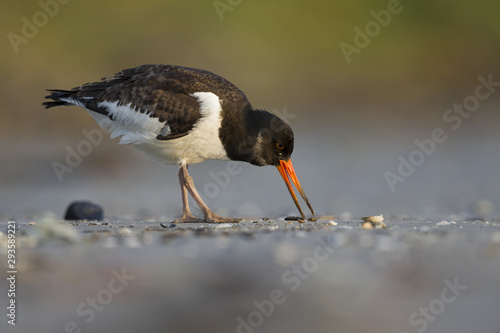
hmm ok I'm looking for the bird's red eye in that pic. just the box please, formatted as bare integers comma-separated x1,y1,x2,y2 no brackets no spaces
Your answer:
276,142,285,150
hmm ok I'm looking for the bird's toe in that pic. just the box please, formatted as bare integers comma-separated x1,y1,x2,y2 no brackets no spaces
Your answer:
173,212,206,223
205,211,242,223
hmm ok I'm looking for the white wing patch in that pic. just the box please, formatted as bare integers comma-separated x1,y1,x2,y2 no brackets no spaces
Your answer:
84,100,166,144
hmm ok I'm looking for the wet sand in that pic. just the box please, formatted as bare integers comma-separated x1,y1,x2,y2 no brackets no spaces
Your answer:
1,215,500,332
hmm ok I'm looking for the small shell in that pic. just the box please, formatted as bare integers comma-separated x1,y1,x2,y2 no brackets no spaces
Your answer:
361,215,386,229
362,215,384,223
362,222,374,230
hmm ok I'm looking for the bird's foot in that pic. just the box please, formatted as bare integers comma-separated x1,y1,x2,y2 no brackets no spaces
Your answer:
172,212,206,223
204,211,242,223
172,211,241,223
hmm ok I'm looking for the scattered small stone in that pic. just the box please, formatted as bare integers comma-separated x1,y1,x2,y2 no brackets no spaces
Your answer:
362,222,374,230
161,223,176,228
208,223,233,229
34,213,80,245
338,225,354,229
362,215,384,224
327,221,338,226
28,222,36,226
361,215,386,229
262,217,269,221
308,217,317,222
436,220,451,226
64,201,104,221
117,228,132,236
298,219,306,223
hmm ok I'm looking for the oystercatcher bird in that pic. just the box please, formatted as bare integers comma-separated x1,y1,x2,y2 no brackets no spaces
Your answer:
43,64,314,222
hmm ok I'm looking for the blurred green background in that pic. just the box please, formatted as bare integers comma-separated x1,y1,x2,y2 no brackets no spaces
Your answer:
1,0,500,218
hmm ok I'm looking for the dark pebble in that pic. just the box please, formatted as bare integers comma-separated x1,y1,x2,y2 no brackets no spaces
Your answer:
285,216,302,221
64,201,104,221
308,217,318,222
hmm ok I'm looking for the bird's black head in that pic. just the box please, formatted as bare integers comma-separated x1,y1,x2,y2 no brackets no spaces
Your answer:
247,111,294,166
220,108,314,219
249,110,314,219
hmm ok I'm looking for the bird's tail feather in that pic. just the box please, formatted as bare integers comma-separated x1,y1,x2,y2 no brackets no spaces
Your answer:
42,89,74,109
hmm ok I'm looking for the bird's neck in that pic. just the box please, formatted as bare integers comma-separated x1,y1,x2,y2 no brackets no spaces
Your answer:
219,104,271,166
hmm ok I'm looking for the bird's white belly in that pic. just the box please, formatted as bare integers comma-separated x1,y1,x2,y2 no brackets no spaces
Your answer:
88,91,229,165
135,132,229,165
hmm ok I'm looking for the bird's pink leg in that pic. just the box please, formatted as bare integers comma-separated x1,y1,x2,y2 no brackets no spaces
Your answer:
177,164,240,223
173,165,205,223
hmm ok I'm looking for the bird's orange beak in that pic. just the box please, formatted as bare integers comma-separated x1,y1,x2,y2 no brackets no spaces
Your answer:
276,159,315,219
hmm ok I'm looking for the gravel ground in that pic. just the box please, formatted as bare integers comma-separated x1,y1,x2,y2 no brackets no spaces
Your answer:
2,214,500,333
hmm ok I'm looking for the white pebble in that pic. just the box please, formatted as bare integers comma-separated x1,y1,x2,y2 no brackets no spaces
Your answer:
436,221,451,226
117,228,133,236
34,213,79,244
362,215,384,223
208,223,233,229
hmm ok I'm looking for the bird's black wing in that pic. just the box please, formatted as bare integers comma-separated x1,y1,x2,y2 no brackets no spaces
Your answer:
43,64,252,140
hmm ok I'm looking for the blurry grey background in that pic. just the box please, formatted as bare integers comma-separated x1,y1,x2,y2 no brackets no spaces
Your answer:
1,0,500,219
